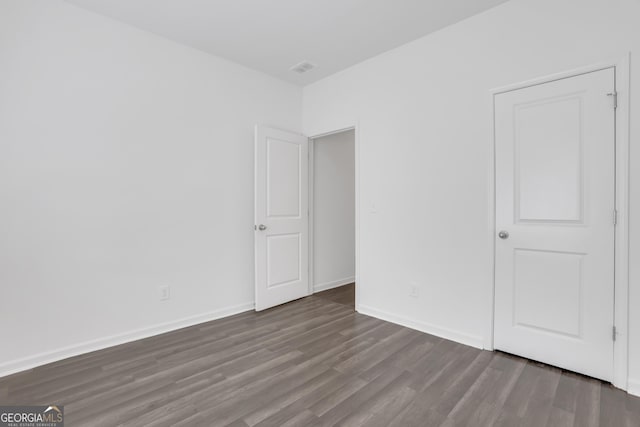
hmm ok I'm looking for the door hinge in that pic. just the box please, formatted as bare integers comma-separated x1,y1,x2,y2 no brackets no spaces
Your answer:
612,326,617,341
613,209,618,226
607,92,618,109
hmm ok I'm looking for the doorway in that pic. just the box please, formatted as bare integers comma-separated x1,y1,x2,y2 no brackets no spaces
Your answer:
254,125,358,312
310,129,356,308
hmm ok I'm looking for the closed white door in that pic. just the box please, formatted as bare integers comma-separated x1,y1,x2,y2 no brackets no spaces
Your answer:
255,126,309,311
494,68,616,381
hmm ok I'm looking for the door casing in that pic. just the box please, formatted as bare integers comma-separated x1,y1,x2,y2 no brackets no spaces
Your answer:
487,55,631,391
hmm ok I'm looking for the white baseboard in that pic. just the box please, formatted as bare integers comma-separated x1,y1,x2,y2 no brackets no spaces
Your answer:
357,304,484,350
628,379,640,397
313,276,355,293
0,302,254,379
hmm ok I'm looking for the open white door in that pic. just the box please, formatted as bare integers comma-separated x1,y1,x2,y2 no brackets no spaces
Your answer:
255,126,309,311
494,68,616,381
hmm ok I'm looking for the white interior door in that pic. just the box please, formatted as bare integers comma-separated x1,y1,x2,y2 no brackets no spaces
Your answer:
255,126,309,311
494,68,616,381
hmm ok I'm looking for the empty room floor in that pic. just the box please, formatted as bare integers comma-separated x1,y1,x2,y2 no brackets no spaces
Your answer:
314,283,355,308
1,286,638,427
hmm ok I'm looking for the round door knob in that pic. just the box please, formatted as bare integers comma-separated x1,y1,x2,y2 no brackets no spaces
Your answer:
498,231,509,240
258,224,267,231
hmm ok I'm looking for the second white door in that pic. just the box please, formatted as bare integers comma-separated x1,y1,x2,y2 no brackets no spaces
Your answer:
255,126,309,311
494,68,616,381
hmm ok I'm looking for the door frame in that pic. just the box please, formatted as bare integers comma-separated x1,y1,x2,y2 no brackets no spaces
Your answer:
307,124,360,310
486,55,631,391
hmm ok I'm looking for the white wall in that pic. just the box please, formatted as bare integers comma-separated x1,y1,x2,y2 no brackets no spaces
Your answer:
3,0,639,393
313,130,355,292
303,0,640,391
0,0,301,375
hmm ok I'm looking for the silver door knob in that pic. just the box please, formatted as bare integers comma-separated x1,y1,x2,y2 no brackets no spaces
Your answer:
258,224,267,231
498,231,509,240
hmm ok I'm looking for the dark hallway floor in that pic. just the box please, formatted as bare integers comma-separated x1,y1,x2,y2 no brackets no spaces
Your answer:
314,283,355,308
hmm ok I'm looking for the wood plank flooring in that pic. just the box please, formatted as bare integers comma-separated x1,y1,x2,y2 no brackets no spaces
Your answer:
314,283,355,307
0,284,638,426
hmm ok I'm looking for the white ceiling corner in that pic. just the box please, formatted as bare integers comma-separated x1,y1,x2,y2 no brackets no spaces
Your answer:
64,0,510,85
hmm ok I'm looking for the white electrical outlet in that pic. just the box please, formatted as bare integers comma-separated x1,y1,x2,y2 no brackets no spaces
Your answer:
409,283,419,298
159,285,170,301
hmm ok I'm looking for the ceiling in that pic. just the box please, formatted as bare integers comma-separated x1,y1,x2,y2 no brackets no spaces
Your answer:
65,0,510,85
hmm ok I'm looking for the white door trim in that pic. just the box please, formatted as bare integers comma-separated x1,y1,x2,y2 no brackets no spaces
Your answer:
486,55,631,391
308,124,360,310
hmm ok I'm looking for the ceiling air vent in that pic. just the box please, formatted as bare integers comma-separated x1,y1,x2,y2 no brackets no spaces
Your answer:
290,61,316,74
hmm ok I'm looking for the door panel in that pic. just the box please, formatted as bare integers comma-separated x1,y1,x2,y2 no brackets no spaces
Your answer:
267,138,301,217
267,233,301,288
255,126,309,311
494,68,615,381
516,96,583,222
513,249,583,337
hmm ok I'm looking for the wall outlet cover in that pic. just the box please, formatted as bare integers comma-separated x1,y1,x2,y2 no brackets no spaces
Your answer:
159,285,170,301
409,284,419,298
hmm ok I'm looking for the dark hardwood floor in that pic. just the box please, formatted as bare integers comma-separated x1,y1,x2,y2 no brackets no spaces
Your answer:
1,284,638,426
314,283,355,308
